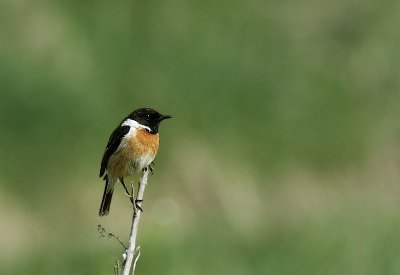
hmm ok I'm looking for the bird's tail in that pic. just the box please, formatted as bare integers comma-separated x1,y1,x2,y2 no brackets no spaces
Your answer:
99,175,116,216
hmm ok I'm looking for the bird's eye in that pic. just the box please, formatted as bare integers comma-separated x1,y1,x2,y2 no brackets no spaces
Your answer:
147,114,150,118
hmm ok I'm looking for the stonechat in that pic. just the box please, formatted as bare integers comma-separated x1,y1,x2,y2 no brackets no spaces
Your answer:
99,107,171,216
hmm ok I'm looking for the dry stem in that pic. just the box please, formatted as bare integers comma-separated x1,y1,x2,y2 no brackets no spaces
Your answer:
122,168,149,275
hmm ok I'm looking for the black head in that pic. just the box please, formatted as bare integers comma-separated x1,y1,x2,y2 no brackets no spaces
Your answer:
127,107,171,133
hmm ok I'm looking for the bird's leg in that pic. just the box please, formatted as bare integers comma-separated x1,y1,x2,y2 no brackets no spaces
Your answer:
148,161,155,174
120,177,134,204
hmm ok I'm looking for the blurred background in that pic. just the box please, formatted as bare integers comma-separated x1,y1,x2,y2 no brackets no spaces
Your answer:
1,0,400,274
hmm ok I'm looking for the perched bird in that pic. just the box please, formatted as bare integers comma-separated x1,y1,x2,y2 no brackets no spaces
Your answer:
99,107,171,216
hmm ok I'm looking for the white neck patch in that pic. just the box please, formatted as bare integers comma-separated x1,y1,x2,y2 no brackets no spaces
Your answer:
122,119,151,132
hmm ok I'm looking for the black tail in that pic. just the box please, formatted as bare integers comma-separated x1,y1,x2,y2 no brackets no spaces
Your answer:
99,176,114,216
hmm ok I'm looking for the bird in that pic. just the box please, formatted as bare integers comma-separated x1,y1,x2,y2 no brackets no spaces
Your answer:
99,107,171,216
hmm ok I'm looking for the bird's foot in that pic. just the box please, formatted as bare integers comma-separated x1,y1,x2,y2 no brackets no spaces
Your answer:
149,161,155,174
142,162,154,175
135,199,143,212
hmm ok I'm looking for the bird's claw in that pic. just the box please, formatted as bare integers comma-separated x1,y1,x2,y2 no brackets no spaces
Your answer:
135,199,143,212
143,162,155,175
149,162,155,173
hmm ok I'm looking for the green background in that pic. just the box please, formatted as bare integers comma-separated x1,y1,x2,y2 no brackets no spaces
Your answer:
1,0,400,274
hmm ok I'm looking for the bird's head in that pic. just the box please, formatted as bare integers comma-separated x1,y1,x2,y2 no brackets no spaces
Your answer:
128,107,171,133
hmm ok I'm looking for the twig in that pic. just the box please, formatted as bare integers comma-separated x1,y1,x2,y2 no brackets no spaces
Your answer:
114,259,121,275
133,246,141,275
122,168,149,275
98,225,127,250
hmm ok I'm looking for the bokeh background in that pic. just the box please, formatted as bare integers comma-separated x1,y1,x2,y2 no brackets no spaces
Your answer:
1,0,400,274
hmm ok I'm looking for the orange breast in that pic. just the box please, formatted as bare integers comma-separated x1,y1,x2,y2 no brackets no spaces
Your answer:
107,129,159,177
128,128,160,157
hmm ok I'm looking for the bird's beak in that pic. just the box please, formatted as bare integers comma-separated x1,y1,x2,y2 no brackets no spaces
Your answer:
161,114,172,120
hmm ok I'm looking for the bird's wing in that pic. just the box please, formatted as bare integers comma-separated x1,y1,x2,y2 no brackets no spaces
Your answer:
99,125,130,177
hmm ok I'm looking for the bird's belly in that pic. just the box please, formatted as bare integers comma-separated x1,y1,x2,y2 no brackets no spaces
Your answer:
108,150,155,177
132,153,154,172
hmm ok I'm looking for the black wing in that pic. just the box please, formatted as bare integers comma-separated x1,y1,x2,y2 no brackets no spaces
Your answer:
99,125,130,177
